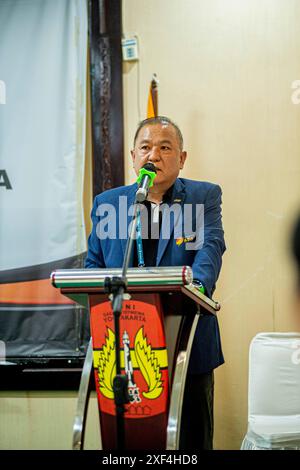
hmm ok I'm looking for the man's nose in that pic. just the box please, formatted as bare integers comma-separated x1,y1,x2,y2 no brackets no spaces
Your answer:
147,147,160,161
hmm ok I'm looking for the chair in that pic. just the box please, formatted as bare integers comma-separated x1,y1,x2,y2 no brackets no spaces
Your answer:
241,332,300,450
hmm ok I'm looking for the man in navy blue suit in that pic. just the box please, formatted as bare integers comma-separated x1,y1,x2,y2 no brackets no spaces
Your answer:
85,116,226,449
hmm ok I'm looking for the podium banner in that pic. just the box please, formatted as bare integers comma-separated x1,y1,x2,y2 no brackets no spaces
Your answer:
90,295,169,449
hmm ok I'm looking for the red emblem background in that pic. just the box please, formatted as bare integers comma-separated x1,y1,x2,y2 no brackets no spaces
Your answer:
90,297,169,419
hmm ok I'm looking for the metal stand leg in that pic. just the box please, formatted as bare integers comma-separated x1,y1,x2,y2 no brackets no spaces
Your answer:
166,312,200,450
72,337,94,450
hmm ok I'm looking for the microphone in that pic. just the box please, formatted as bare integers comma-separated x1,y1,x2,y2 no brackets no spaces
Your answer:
136,163,157,203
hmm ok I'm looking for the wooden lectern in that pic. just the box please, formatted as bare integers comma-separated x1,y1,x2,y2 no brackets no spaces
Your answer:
51,266,220,450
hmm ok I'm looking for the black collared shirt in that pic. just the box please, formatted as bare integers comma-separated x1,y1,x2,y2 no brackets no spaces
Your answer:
133,185,174,267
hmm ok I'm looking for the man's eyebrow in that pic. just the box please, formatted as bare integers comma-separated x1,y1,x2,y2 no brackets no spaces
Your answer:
138,139,173,145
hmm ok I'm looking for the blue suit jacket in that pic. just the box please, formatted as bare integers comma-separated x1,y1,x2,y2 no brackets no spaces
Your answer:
85,178,226,374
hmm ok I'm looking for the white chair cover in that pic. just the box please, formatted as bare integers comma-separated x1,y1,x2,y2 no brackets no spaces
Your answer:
241,332,300,450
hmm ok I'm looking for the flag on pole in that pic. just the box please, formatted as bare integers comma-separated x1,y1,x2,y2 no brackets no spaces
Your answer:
147,73,159,118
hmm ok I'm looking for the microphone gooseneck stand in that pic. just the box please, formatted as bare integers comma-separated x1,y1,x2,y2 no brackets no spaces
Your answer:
104,163,157,450
104,198,141,450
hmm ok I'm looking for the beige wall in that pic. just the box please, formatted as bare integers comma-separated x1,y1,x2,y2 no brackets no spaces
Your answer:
0,391,101,450
123,0,300,449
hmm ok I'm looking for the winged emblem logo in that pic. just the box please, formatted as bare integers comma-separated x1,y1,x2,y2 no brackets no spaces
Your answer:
95,326,164,401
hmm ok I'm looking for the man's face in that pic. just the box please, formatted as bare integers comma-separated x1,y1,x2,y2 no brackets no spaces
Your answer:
131,123,187,193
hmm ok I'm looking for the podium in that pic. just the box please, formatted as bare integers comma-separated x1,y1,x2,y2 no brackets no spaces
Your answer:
51,266,220,450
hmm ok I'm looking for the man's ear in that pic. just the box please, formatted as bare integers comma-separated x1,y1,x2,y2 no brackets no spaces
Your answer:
131,149,135,164
180,151,187,169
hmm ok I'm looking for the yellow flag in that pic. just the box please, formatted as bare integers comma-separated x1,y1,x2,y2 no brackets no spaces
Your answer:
147,74,158,118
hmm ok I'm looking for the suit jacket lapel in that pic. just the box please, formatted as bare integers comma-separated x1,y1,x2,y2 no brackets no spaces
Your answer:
157,178,186,266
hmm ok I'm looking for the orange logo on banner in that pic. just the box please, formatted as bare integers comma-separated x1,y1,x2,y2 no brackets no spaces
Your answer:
90,300,168,418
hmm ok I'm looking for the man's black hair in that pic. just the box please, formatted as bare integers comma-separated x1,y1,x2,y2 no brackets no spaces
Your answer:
133,116,184,150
